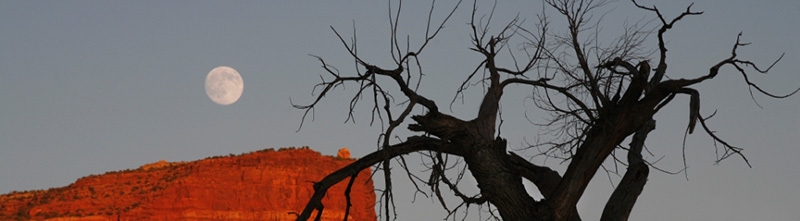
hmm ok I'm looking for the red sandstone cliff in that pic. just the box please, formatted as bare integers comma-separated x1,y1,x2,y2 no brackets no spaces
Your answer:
0,147,376,221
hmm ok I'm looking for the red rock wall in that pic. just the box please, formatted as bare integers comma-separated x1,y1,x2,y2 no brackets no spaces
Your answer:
0,147,376,221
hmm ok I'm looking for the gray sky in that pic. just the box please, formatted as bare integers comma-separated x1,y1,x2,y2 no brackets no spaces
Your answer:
1,1,798,220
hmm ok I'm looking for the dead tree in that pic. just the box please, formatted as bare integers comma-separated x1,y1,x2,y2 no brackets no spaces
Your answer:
293,0,797,220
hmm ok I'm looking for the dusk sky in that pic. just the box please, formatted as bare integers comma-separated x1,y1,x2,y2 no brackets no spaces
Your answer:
1,1,798,220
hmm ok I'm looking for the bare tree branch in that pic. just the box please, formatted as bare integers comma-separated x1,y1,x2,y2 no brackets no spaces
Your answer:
297,136,462,221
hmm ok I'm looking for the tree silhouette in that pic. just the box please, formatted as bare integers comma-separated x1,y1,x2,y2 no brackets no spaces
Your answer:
293,1,797,220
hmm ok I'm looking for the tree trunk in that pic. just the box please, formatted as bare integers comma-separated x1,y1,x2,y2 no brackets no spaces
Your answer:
600,119,655,221
548,109,650,220
600,163,648,221
464,138,547,221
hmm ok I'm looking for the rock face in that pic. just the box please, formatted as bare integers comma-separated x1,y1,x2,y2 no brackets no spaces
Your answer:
0,147,376,221
337,148,351,159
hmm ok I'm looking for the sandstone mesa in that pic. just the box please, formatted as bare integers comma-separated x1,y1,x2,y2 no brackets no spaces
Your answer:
0,147,376,221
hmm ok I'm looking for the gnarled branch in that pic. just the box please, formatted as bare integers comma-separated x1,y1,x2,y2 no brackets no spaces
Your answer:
297,136,462,221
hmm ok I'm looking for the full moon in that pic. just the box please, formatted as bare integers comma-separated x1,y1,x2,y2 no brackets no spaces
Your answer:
205,66,244,105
